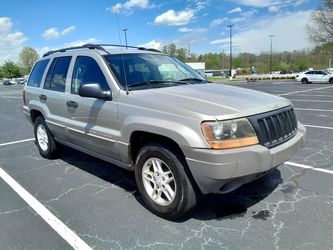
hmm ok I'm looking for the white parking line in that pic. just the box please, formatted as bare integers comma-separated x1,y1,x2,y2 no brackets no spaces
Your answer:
0,168,92,250
279,86,333,96
292,94,333,98
0,138,35,147
295,108,333,112
303,124,333,130
285,162,333,175
291,99,333,103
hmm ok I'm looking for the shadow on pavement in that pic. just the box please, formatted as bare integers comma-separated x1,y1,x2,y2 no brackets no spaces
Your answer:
60,146,282,221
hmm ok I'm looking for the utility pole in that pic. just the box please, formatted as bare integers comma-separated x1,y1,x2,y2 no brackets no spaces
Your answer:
122,28,128,48
269,35,275,76
228,24,234,79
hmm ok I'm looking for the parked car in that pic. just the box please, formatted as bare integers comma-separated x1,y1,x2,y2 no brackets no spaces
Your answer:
2,80,13,85
296,70,333,84
279,70,293,74
23,44,306,219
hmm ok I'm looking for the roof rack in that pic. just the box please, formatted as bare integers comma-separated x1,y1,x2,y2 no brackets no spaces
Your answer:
42,44,162,57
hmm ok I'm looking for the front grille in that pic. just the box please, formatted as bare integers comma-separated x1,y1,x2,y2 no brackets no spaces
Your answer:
249,106,298,148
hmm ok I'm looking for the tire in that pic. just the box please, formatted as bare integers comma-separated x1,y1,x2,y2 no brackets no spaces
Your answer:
34,116,63,159
134,143,197,220
301,78,308,84
329,78,333,84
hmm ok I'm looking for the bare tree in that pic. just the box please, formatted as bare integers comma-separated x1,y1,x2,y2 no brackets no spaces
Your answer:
307,0,333,45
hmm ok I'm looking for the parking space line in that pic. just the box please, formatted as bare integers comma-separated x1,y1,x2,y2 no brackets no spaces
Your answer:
295,108,333,112
291,99,333,103
285,162,333,175
292,94,333,98
278,86,333,96
0,138,35,147
303,124,333,130
0,167,92,250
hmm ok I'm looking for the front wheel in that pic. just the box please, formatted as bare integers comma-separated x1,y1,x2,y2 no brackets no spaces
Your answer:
329,78,333,84
34,116,63,159
134,143,197,220
301,78,308,84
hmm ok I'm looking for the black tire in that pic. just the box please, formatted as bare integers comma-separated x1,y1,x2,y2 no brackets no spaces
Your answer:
34,116,63,159
329,78,333,84
301,78,308,84
134,143,197,220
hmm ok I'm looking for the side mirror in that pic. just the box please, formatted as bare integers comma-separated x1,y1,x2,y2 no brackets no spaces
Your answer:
78,83,112,100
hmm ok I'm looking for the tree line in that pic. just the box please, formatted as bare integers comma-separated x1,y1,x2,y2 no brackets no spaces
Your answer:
0,47,39,79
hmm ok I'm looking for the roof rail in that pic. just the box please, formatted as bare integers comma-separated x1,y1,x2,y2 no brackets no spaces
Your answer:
42,44,162,57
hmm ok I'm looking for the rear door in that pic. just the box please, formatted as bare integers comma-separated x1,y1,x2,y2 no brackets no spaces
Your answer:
64,55,120,159
41,56,72,141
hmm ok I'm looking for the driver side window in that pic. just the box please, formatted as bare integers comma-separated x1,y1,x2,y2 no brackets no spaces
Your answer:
71,56,109,94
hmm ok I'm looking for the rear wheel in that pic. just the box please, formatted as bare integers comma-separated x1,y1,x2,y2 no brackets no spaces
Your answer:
301,78,308,84
134,143,197,220
329,78,333,84
34,116,63,159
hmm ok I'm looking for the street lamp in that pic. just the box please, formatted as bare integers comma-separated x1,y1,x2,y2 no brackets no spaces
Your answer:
122,28,128,48
228,24,234,79
269,35,275,75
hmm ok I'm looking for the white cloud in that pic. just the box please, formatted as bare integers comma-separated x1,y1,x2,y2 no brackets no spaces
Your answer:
210,11,312,53
108,0,152,14
154,9,195,26
42,26,76,40
178,27,194,32
228,7,242,14
0,17,13,34
64,38,99,47
0,17,28,64
210,17,228,27
234,0,307,12
137,40,163,50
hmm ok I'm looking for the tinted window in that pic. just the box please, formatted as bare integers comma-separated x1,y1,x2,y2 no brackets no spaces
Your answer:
71,56,109,94
27,59,49,87
44,56,71,92
305,71,313,75
44,59,57,89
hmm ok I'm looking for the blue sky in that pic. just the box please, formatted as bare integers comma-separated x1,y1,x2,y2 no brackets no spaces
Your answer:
0,0,319,64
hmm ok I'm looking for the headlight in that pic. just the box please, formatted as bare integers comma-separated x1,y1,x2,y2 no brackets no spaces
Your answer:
201,118,259,149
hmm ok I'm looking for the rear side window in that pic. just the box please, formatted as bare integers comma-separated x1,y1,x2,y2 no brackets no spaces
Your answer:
27,59,49,87
44,56,71,92
71,56,109,94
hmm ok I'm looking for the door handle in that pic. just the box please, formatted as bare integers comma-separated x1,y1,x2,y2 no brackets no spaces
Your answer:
66,100,78,108
39,94,47,101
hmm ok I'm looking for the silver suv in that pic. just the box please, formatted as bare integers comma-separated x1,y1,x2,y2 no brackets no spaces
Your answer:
23,44,306,219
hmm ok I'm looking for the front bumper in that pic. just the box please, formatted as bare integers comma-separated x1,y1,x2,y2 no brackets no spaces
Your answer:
182,123,306,194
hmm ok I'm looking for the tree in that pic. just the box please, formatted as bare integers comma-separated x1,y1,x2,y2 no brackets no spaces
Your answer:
162,43,177,57
176,48,187,62
307,0,333,45
1,60,21,78
19,47,39,75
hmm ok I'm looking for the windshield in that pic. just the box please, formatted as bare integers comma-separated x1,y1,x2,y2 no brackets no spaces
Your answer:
104,53,206,90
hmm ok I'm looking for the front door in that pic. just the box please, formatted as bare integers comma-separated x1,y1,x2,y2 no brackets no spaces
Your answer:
65,55,120,160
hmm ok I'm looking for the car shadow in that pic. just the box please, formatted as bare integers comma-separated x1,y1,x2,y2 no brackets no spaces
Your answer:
60,146,282,221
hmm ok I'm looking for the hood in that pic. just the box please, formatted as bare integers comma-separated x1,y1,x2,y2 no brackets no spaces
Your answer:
125,83,291,120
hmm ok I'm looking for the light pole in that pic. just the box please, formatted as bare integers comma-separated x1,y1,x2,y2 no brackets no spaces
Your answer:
269,35,275,75
228,25,234,79
122,28,128,48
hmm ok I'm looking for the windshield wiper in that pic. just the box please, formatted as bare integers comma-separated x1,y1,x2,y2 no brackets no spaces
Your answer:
179,78,211,83
128,80,189,88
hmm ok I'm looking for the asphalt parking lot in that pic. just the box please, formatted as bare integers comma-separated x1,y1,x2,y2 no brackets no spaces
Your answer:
0,81,332,250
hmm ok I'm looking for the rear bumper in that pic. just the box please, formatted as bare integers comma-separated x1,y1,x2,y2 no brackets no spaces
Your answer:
182,123,306,194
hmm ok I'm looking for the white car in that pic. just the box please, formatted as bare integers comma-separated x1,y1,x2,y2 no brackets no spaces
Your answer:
296,70,333,84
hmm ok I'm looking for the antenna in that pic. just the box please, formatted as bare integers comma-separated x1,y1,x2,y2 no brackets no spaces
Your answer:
115,11,129,95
